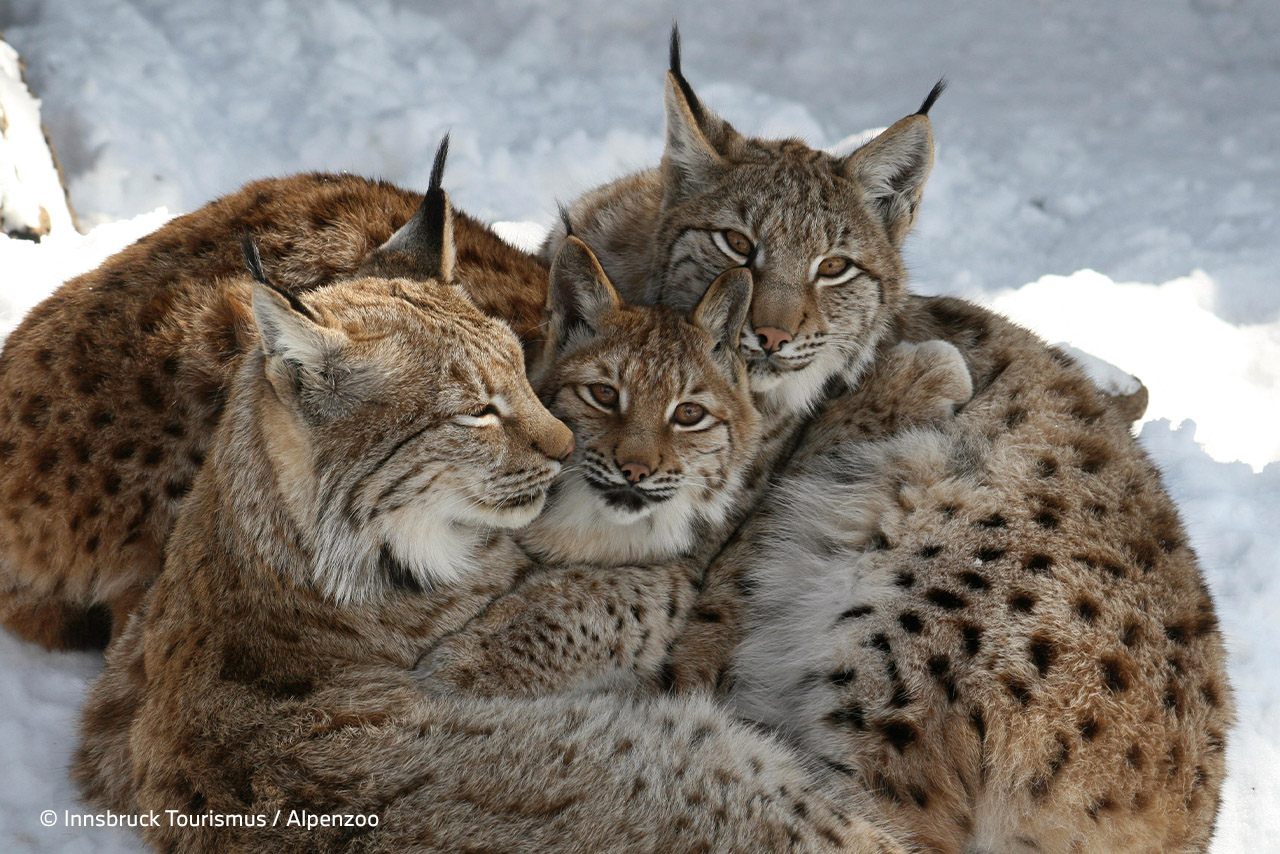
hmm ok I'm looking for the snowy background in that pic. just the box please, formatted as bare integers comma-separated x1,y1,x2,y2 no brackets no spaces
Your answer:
1,0,1277,850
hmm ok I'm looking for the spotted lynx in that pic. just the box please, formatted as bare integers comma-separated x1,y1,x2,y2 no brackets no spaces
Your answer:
540,30,1228,852
75,193,907,854
0,140,551,649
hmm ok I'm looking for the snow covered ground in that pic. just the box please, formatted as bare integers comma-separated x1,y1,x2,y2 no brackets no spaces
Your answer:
1,0,1277,850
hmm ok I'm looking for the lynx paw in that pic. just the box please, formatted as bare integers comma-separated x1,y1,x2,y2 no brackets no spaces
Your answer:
882,339,974,422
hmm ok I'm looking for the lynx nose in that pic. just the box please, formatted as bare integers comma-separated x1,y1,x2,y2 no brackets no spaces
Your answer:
537,423,575,462
619,462,652,483
754,326,794,354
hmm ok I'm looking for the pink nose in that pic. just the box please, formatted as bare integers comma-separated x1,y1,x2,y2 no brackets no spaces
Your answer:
754,326,794,353
619,462,651,483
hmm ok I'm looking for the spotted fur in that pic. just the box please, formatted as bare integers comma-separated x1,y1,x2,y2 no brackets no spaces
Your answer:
0,157,550,648
74,238,906,854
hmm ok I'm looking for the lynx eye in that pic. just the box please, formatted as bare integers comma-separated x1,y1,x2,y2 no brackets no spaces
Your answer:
672,402,707,427
817,257,852,278
587,383,619,409
713,229,754,262
455,403,501,427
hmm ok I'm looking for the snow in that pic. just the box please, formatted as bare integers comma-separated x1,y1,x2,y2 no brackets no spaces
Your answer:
0,0,1277,851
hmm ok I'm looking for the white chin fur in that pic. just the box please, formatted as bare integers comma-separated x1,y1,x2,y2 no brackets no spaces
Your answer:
518,474,700,566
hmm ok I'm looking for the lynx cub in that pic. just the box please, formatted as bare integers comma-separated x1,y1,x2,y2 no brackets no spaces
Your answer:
75,187,906,854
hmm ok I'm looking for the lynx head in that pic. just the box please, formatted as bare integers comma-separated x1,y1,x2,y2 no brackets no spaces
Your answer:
239,143,573,602
653,28,940,416
522,236,759,566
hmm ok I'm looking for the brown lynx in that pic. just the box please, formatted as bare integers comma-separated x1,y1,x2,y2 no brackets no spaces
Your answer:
0,140,550,649
74,197,909,853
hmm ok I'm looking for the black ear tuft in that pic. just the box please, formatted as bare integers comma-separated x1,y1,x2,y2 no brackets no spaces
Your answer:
916,78,947,116
418,132,451,261
669,22,682,78
668,22,704,125
557,202,574,238
428,132,450,194
242,234,315,321
241,233,269,285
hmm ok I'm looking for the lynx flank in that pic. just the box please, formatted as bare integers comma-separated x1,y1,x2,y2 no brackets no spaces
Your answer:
0,140,549,649
75,218,905,854
671,302,1232,853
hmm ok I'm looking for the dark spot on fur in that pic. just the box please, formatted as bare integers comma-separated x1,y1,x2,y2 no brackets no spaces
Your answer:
166,479,191,500
868,633,891,654
917,544,942,559
870,772,903,803
90,409,114,429
1005,678,1032,706
1029,636,1057,677
1024,553,1053,573
827,704,866,730
1122,622,1142,647
142,446,164,466
895,571,916,588
1035,457,1057,478
1126,744,1144,770
958,571,989,590
888,681,913,708
111,441,136,461
978,513,1007,529
926,588,966,610
961,624,983,656
867,531,891,551
35,447,59,473
828,668,857,687
1009,593,1036,613
84,536,100,554
881,720,918,752
1101,656,1130,693
1079,717,1100,742
839,605,875,621
928,655,958,702
977,547,1005,563
694,608,722,623
103,473,122,495
1034,510,1059,529
898,612,923,633
1200,682,1221,709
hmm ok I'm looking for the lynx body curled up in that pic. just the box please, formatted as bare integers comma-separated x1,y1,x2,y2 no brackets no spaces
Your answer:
75,187,911,853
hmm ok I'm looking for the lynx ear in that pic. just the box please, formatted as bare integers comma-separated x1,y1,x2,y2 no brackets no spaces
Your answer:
366,134,456,282
841,81,943,246
546,236,623,350
662,25,742,196
250,277,349,416
691,266,753,361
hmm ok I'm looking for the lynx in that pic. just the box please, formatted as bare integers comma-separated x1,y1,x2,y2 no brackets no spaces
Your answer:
668,303,1233,853
74,193,907,854
537,30,1229,852
0,139,551,649
545,29,942,442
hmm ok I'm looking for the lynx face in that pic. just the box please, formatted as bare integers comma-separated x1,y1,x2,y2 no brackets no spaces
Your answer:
522,238,759,566
654,148,912,415
251,276,573,600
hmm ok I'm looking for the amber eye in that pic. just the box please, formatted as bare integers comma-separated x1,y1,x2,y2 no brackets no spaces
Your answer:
672,402,706,426
588,383,619,408
727,229,752,256
818,257,853,278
